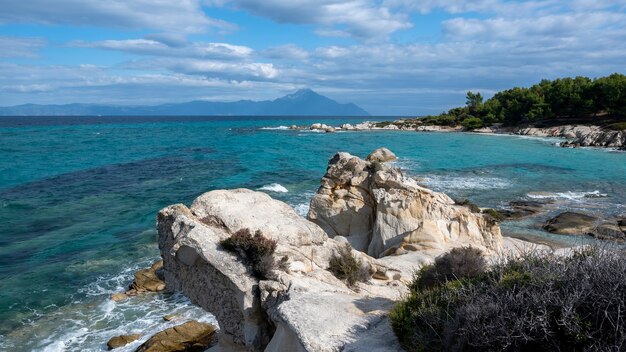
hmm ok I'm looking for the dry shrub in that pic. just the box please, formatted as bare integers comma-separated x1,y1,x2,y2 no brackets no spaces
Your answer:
413,247,486,291
391,246,626,351
220,228,279,279
328,243,370,287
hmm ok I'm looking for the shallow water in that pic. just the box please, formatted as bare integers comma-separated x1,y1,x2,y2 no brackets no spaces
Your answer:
1,116,625,351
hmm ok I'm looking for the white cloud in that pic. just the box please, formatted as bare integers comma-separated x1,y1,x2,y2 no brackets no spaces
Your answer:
71,39,254,59
211,0,412,39
0,36,46,58
0,0,235,33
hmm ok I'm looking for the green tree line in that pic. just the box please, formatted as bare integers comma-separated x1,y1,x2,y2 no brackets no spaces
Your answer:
422,73,626,129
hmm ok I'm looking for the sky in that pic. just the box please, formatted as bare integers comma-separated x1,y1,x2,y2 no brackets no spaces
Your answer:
0,0,625,115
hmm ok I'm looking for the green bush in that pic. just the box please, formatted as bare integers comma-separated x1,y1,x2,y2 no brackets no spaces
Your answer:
220,228,278,279
391,247,626,351
328,243,370,287
461,117,484,130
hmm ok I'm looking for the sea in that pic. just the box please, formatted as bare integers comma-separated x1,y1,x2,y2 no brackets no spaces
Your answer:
0,116,625,351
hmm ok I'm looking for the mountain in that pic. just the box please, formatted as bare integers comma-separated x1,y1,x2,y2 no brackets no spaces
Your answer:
0,89,369,116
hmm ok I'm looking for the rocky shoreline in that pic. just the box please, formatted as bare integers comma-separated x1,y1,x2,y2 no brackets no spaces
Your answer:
291,121,626,150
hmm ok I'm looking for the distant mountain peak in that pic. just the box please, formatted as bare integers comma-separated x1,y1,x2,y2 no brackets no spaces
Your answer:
0,90,370,116
281,88,319,100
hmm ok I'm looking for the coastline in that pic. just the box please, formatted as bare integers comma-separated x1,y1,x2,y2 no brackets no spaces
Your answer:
291,120,626,150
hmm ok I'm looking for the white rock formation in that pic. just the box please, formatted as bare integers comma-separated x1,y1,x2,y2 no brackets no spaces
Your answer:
307,150,503,258
158,189,406,352
515,125,626,148
366,147,397,163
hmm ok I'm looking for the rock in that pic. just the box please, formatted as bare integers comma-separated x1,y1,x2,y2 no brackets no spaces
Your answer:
592,223,626,241
307,149,503,257
163,314,177,321
135,321,217,352
130,261,166,292
107,334,141,350
111,293,129,302
366,147,397,163
340,124,354,130
498,200,553,220
543,212,599,235
157,152,509,352
515,125,626,149
310,123,322,130
158,188,410,351
324,127,336,133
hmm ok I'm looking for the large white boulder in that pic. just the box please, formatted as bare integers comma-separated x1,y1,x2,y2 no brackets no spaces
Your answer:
158,189,405,352
307,150,503,258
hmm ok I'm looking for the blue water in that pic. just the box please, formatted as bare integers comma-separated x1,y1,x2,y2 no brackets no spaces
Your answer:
1,116,625,351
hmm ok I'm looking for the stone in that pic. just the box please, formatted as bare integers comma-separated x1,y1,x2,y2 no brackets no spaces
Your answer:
543,212,599,235
308,149,503,258
111,293,129,302
498,200,553,220
107,334,140,350
156,151,511,352
158,189,409,351
131,261,166,292
135,321,217,352
515,125,626,149
366,147,397,163
163,314,177,321
593,223,626,241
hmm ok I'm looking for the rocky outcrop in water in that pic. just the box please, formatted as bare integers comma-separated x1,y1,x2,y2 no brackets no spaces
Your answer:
156,150,509,351
544,212,626,241
107,334,141,350
307,150,503,258
111,260,166,301
515,125,626,149
158,188,405,351
135,320,217,352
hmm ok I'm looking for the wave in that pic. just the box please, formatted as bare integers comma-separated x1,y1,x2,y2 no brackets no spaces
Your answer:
527,190,608,201
422,175,511,190
258,183,289,193
2,258,217,352
259,125,290,130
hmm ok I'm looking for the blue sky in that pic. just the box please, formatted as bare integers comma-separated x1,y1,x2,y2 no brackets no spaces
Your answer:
0,0,625,115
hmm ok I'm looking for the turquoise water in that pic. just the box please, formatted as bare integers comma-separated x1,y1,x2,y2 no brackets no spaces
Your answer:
1,116,625,351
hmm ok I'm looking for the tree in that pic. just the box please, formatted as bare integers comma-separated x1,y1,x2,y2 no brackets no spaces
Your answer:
466,91,483,111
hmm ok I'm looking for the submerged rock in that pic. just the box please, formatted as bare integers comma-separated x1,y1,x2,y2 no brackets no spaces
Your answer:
135,320,217,352
543,212,598,235
107,334,140,350
498,200,553,220
307,150,503,258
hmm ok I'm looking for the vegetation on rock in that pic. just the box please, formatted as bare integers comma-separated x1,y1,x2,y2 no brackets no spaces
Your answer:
391,246,626,351
328,243,370,287
220,228,279,279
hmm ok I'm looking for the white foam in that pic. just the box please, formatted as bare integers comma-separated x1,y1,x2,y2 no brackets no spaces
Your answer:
294,202,310,217
422,175,511,190
4,258,219,352
527,190,608,200
258,183,289,193
260,125,289,130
